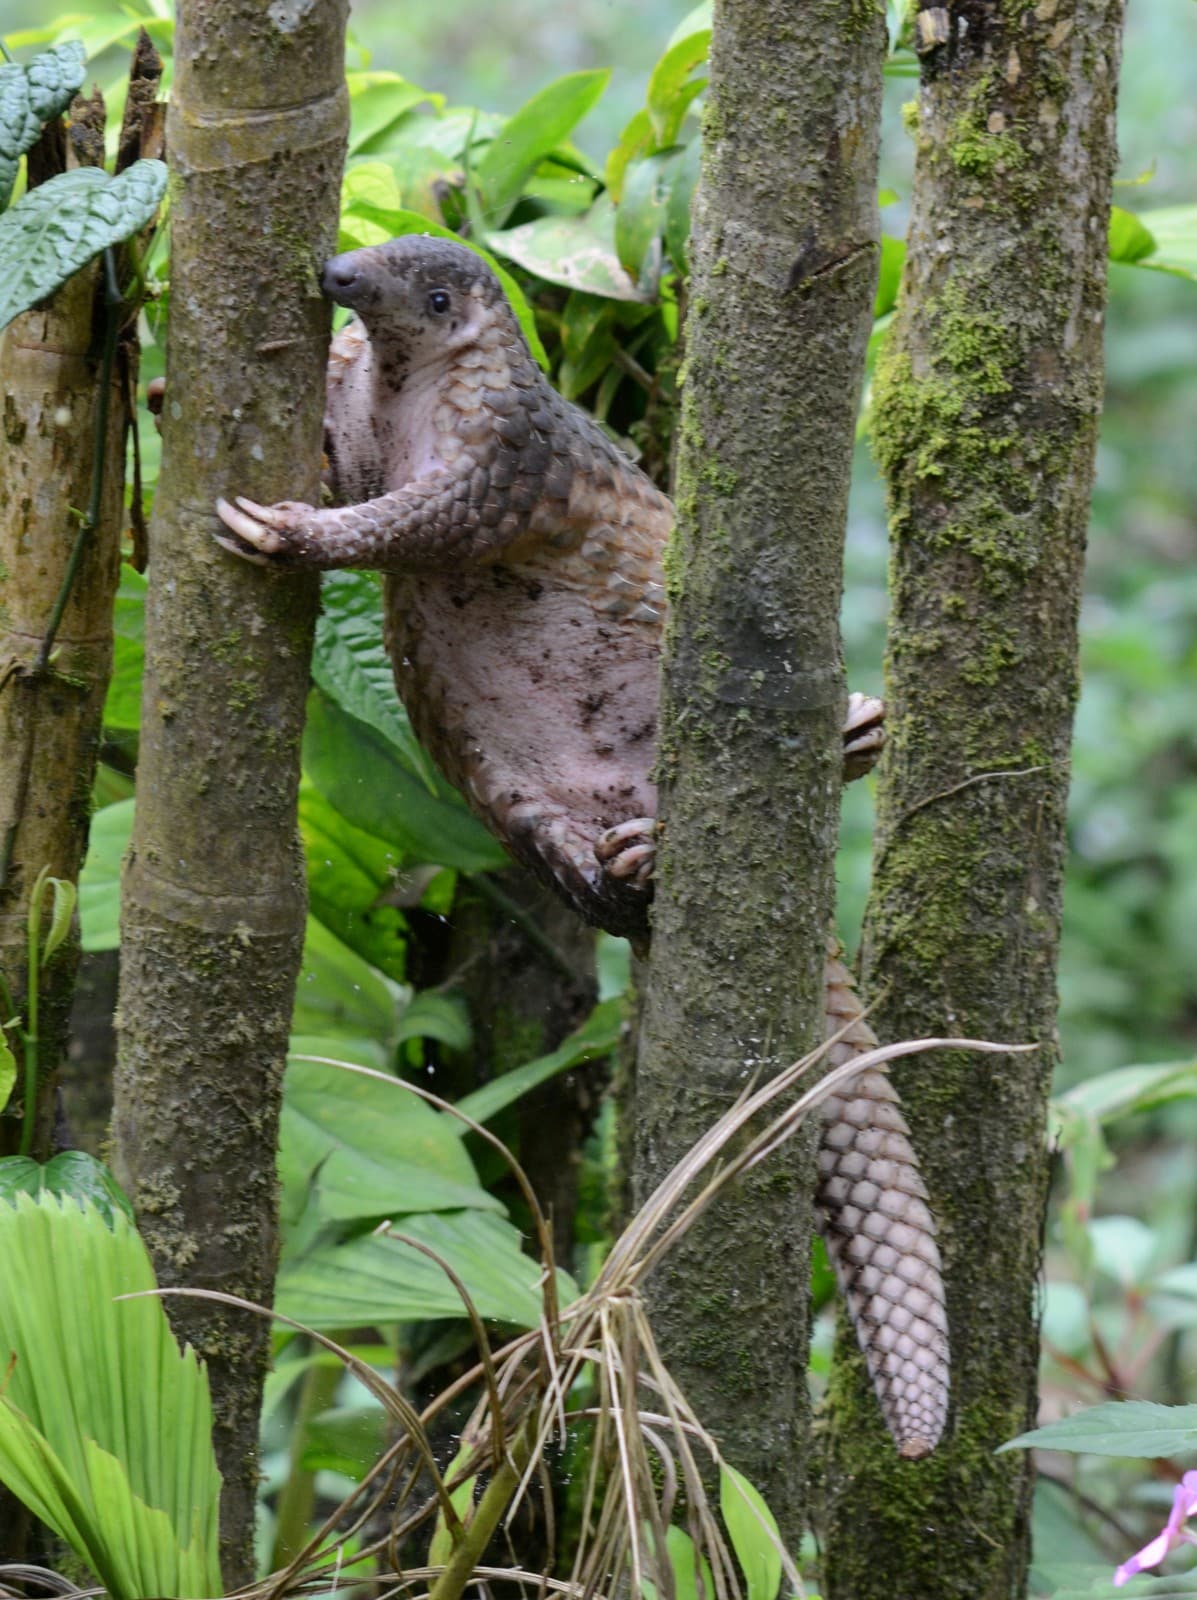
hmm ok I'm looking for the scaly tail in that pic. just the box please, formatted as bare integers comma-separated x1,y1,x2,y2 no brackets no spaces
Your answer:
817,942,950,1458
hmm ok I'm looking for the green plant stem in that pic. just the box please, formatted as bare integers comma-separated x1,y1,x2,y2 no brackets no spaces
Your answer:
271,1354,343,1568
35,250,123,674
426,1417,534,1600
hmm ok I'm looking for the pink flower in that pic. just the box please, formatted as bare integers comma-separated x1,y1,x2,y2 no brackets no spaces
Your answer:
1115,1471,1197,1586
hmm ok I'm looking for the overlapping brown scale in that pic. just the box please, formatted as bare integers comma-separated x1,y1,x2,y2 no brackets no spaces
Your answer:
819,943,950,1458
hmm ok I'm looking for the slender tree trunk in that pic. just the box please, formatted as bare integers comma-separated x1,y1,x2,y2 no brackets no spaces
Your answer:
820,4,1124,1595
632,0,885,1543
0,110,126,1161
111,3,348,1582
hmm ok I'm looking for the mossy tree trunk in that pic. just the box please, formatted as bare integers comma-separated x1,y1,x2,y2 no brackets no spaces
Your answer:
111,2,348,1583
0,99,132,1163
820,3,1125,1595
632,0,886,1544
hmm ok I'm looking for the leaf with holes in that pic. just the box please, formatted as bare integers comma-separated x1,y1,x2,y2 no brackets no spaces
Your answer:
0,160,166,331
0,41,85,208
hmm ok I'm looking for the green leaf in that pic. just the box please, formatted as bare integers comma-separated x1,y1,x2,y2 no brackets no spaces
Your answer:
1054,1060,1197,1124
293,914,404,1048
299,782,410,984
0,1152,134,1224
474,69,609,228
0,41,86,207
280,1053,498,1227
393,990,472,1052
103,565,147,732
1108,204,1157,265
615,149,677,288
558,293,618,400
0,160,166,331
666,2,713,49
0,1035,14,1113
276,1208,574,1329
646,32,709,149
641,1526,715,1600
1000,1400,1197,1458
1133,203,1197,279
720,1464,783,1600
78,798,134,952
454,999,621,1127
303,688,509,876
488,195,651,302
874,232,905,318
664,136,700,276
313,570,439,789
347,70,442,155
605,107,653,204
300,1404,385,1477
39,876,76,964
0,1194,222,1599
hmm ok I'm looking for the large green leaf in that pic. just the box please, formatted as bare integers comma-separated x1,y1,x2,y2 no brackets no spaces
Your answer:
0,1152,133,1224
0,41,85,207
346,70,442,155
454,998,621,1127
277,1208,573,1329
280,1053,499,1227
313,570,439,788
103,565,147,732
78,797,134,952
0,160,166,331
303,688,509,875
1001,1400,1197,1458
292,914,404,1046
474,69,609,228
488,195,650,302
1134,203,1197,279
0,1194,222,1599
299,782,410,983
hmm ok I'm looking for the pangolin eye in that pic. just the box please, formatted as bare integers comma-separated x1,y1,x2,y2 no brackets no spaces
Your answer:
427,289,451,315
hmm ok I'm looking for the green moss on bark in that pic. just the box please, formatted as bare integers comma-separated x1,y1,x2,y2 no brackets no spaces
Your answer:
818,3,1126,1596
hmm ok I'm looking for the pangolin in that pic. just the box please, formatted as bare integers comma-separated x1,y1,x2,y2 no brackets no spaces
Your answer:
215,233,950,1458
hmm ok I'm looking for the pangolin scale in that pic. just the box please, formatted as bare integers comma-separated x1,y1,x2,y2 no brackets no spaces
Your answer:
216,233,950,1458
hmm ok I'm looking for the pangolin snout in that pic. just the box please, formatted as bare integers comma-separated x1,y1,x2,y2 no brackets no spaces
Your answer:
322,254,365,302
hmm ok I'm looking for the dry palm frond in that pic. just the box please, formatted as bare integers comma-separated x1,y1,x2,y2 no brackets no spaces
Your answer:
207,1028,1024,1600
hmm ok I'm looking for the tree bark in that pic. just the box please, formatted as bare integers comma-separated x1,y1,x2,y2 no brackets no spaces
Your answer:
819,3,1125,1595
0,123,125,1161
632,0,885,1544
111,3,348,1583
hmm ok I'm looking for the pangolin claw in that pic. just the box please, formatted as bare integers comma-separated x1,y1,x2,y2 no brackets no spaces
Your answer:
596,817,657,887
215,495,317,558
